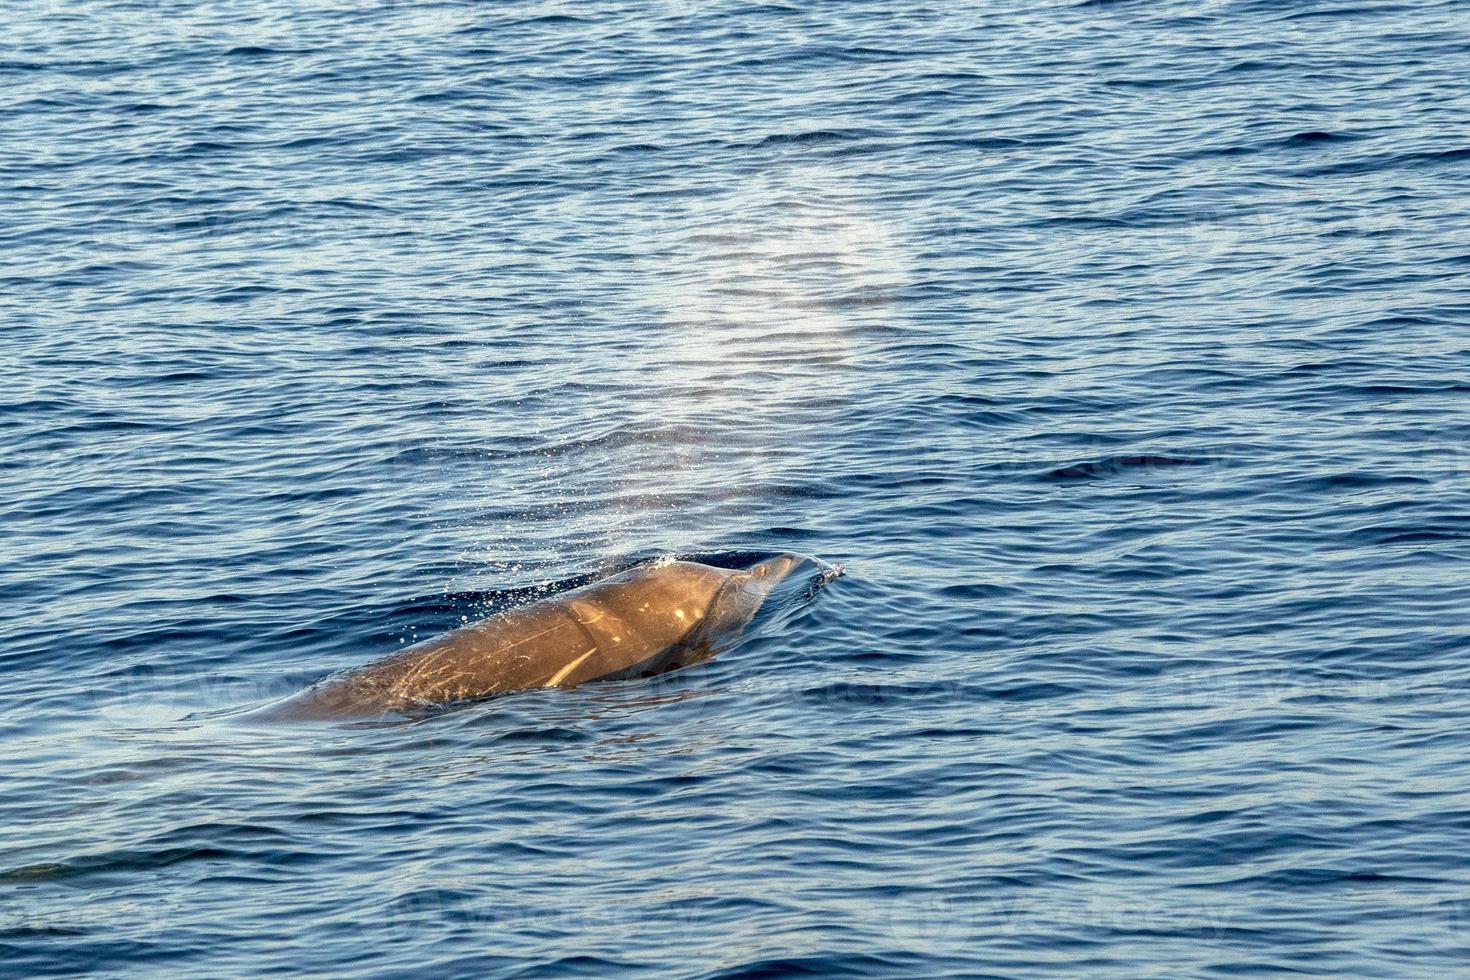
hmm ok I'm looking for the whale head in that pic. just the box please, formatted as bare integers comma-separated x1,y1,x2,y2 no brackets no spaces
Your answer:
747,552,802,584
744,552,844,598
678,552,837,651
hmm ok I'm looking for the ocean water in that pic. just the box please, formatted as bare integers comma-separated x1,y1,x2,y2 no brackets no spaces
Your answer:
4,0,1470,974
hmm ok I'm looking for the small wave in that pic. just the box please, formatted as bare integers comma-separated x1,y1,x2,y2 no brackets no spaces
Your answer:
701,952,934,978
1282,130,1362,147
747,128,878,150
1,847,231,883
1044,455,1212,481
1296,146,1470,177
1357,526,1470,545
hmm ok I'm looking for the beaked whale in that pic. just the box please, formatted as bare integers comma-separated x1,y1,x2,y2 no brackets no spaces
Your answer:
256,553,836,721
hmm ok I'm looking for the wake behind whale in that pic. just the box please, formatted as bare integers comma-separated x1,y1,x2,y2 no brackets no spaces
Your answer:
255,552,841,721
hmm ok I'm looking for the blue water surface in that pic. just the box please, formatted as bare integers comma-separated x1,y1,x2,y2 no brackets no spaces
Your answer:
4,0,1470,975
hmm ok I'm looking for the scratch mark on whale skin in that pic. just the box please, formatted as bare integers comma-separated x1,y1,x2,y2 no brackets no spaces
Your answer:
545,647,599,688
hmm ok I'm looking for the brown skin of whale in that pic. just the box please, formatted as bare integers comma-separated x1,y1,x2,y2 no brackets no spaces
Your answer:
257,555,803,721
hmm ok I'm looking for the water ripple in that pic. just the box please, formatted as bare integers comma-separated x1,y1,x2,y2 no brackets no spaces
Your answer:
3,0,1470,975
